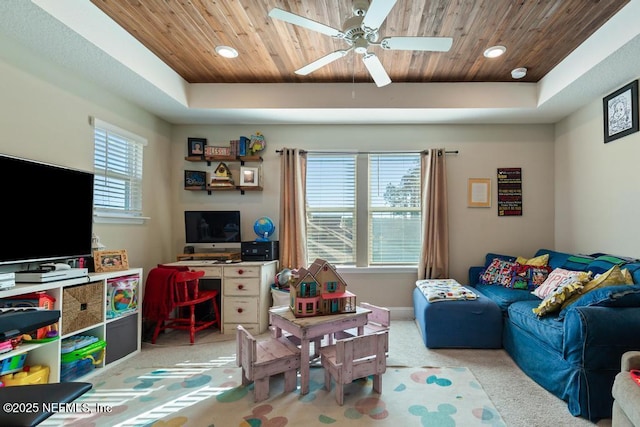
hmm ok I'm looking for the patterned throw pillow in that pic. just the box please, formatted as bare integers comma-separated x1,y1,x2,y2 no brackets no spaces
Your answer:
532,268,592,299
533,280,584,317
480,258,517,287
509,264,552,290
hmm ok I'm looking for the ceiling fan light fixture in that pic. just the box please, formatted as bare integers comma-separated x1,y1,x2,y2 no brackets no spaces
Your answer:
511,67,527,79
215,45,238,58
483,45,506,58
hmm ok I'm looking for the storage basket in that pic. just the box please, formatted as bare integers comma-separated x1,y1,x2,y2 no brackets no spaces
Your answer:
62,281,104,335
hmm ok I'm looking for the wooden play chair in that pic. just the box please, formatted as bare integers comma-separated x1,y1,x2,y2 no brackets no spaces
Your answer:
151,269,221,344
333,302,391,341
236,325,301,402
319,330,389,405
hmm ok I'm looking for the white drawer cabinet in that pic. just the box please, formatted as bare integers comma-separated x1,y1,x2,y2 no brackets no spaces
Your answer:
165,260,277,335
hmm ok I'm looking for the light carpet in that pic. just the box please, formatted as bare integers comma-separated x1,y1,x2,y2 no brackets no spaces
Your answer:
45,364,505,426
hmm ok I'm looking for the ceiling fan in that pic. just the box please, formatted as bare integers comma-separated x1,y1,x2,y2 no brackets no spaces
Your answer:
268,0,453,87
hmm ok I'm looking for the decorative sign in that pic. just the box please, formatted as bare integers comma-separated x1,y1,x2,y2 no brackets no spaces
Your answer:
497,168,522,216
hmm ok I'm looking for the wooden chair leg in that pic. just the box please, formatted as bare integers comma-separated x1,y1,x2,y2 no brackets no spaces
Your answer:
254,377,269,402
335,382,344,405
373,374,382,394
151,320,163,344
324,368,331,391
189,305,195,344
283,369,297,393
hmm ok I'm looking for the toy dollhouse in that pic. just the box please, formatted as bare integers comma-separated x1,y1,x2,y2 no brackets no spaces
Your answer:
289,258,356,317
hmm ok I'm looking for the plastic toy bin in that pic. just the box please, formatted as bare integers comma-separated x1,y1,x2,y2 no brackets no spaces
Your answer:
60,337,106,382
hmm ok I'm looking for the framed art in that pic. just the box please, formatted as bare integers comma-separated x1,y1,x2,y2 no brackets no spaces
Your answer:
184,170,206,190
467,178,491,208
240,166,259,187
93,249,129,272
603,80,638,143
187,137,207,157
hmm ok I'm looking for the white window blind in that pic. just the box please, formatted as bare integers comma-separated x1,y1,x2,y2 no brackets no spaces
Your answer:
369,154,421,264
306,155,357,264
93,119,146,223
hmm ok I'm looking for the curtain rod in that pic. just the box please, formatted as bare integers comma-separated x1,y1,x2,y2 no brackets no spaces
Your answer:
275,149,459,155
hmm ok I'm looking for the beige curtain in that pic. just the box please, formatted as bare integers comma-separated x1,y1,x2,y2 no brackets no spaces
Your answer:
279,148,308,269
418,148,449,279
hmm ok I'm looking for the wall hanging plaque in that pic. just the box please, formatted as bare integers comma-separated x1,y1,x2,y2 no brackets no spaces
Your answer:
497,168,522,216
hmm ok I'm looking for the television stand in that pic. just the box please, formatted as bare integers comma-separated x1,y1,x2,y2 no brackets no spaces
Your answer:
176,252,241,261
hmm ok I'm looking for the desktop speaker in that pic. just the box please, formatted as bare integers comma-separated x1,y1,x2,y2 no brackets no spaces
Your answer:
241,241,279,261
183,245,195,254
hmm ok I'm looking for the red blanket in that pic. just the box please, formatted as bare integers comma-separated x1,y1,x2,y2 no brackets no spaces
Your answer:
142,267,188,321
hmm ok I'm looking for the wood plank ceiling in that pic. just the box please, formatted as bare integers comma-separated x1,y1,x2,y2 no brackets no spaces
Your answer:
90,0,629,85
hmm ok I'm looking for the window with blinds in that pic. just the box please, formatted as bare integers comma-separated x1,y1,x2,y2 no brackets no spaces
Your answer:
306,155,357,264
369,154,421,264
93,118,146,223
305,152,421,266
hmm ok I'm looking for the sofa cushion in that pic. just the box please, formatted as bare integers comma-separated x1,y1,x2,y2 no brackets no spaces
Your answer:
480,258,517,287
624,262,640,284
532,268,592,299
474,284,539,312
557,285,640,320
533,279,584,317
507,300,564,352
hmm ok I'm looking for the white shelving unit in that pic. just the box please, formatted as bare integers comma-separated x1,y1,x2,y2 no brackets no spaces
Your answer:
0,268,143,383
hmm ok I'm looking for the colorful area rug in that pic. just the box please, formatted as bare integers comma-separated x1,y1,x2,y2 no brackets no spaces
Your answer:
45,365,505,426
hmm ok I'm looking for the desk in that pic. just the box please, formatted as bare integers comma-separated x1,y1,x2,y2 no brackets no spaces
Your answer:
269,306,371,395
164,260,277,334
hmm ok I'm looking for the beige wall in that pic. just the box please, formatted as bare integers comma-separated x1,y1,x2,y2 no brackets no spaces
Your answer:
172,124,556,308
0,32,174,278
555,79,640,259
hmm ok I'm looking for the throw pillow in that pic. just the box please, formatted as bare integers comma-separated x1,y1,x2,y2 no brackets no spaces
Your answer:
557,285,640,320
480,258,517,287
532,268,592,299
560,265,628,310
585,255,627,275
533,280,584,317
509,264,552,290
622,268,635,284
515,253,549,267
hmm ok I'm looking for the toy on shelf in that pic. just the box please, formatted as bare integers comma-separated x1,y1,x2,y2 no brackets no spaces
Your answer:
106,275,139,318
0,292,57,339
249,132,266,154
1,364,49,386
289,258,356,317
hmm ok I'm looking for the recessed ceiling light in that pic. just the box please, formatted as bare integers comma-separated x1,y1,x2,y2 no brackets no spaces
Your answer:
511,67,527,79
483,45,506,58
215,45,238,58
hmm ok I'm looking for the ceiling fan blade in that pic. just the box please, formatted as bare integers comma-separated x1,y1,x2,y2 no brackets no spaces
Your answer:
362,53,391,87
295,50,351,76
380,36,453,52
362,0,398,30
269,8,343,38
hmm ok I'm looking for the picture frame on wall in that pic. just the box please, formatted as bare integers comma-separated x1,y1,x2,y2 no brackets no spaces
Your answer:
239,166,259,187
184,170,206,190
187,137,207,157
603,80,639,143
467,178,491,208
93,250,129,273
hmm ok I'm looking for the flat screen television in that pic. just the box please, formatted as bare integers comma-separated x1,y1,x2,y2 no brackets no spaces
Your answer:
0,154,94,266
184,210,241,251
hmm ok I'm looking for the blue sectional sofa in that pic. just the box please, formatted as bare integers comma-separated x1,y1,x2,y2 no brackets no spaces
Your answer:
469,249,640,421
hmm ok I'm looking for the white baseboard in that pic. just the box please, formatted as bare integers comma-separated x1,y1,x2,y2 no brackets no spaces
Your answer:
389,307,414,320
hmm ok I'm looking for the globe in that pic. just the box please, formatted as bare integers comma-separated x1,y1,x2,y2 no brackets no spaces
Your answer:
253,216,275,242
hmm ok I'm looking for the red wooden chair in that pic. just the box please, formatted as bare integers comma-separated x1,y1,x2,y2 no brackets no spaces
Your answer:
151,269,221,344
